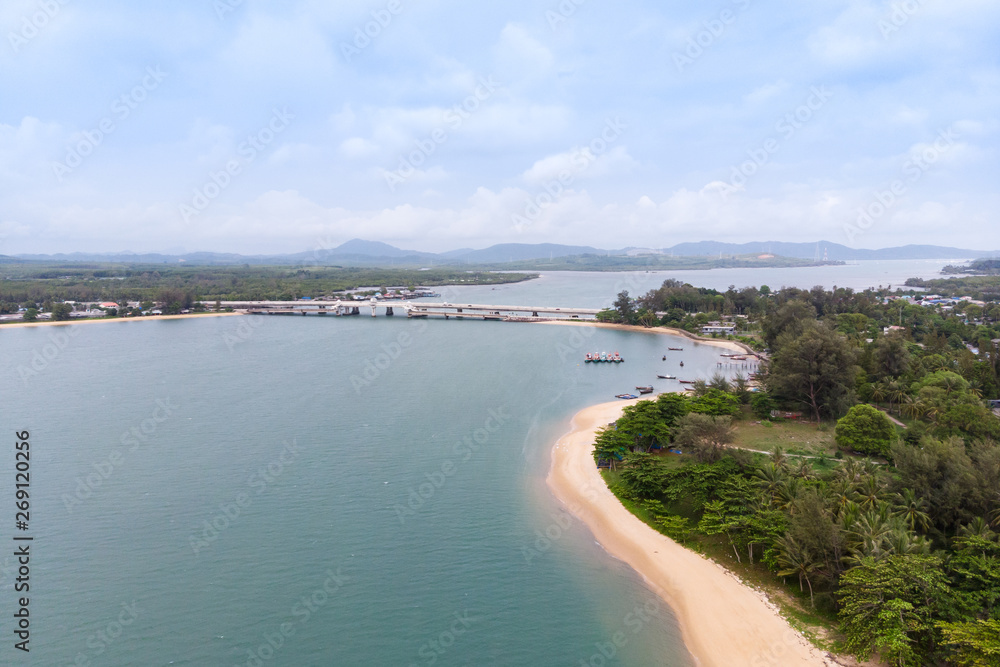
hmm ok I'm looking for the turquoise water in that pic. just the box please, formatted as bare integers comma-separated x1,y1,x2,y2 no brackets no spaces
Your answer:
0,261,954,665
3,315,722,666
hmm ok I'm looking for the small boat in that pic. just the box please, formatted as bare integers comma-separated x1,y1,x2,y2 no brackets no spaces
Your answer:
678,380,695,384
584,353,593,362
662,355,666,361
656,374,676,379
615,393,638,399
679,361,684,367
668,347,684,351
636,386,653,394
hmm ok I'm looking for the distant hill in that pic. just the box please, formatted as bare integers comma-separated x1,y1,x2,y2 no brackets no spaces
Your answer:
11,240,998,266
661,241,994,261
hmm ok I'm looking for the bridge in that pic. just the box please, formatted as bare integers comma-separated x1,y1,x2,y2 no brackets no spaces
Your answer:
217,300,601,321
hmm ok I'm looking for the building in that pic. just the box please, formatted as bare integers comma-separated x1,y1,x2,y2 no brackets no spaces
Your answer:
702,324,736,335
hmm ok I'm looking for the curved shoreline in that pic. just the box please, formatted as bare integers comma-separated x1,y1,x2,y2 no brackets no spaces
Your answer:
546,399,830,667
0,312,241,329
536,320,754,354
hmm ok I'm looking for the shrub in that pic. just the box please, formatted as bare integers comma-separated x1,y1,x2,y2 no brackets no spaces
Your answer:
835,404,895,457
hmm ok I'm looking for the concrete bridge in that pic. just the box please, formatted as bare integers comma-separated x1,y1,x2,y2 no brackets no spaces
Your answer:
217,300,601,321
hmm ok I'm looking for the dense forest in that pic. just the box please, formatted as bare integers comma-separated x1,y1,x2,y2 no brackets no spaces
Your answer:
0,263,535,314
595,281,1000,665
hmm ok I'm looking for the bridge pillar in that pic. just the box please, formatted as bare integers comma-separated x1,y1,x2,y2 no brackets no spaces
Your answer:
386,307,394,316
351,307,360,316
532,312,538,317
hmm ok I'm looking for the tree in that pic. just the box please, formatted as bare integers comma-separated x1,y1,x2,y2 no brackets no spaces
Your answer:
22,308,37,322
775,534,819,607
618,452,667,498
838,555,952,666
875,334,911,380
673,413,734,462
836,404,896,457
766,323,859,421
51,302,73,321
656,392,690,426
613,291,635,325
688,389,740,416
937,619,1000,667
762,300,817,349
593,426,631,470
751,392,777,420
619,400,671,452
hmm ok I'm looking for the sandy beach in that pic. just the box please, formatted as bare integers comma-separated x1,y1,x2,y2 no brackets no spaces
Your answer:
547,399,832,667
0,312,242,329
537,320,753,355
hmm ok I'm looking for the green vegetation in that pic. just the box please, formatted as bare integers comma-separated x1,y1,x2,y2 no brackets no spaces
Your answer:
0,263,535,316
595,280,1000,665
835,405,896,457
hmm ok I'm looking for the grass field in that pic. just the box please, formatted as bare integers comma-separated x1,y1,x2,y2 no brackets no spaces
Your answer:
731,419,838,458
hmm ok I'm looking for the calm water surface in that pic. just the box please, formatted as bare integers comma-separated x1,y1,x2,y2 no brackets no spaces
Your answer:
0,261,954,665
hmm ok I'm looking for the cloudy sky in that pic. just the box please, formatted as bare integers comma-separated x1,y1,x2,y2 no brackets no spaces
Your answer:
1,0,997,255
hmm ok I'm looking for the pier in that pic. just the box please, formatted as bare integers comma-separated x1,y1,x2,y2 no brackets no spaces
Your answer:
217,300,601,321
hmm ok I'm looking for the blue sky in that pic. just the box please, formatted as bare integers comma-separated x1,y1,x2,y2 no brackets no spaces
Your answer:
1,0,997,254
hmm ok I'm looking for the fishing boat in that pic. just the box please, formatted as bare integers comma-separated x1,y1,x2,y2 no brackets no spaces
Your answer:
612,351,624,363
584,353,594,362
656,374,676,380
678,380,695,384
615,393,638,399
668,347,684,351
635,386,653,394
679,361,684,367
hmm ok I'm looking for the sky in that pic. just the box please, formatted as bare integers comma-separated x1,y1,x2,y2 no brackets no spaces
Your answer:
0,0,998,255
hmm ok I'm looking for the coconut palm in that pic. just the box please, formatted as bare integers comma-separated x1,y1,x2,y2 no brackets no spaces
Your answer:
854,475,886,510
886,380,907,415
892,488,930,533
754,462,786,504
869,381,888,410
775,535,819,607
958,517,996,539
900,395,925,420
829,479,857,519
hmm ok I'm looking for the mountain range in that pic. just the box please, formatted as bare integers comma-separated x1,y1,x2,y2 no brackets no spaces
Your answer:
5,239,997,266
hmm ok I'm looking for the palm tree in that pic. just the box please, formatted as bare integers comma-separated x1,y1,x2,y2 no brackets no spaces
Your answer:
829,480,857,520
854,475,886,510
900,395,925,420
775,535,819,607
794,460,815,481
771,446,789,472
869,381,888,410
754,462,786,504
958,517,996,539
777,477,802,513
893,488,930,533
836,458,864,485
709,372,731,393
886,380,906,416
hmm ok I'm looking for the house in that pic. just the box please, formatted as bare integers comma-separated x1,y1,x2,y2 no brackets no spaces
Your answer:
702,324,736,335
99,302,118,309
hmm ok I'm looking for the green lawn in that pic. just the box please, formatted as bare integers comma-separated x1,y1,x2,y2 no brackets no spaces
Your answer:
732,419,838,458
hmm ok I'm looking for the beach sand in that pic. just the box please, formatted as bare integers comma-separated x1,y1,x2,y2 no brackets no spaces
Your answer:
547,399,832,667
537,320,753,355
0,312,242,329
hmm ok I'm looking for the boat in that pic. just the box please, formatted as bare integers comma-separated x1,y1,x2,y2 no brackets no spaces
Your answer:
612,351,623,363
679,361,684,367
656,374,676,379
668,347,684,351
615,393,638,399
635,386,653,394
584,353,593,362
678,380,695,384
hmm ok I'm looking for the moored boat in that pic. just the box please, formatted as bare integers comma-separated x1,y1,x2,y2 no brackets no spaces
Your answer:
636,386,653,394
615,393,638,399
656,374,676,379
668,347,683,351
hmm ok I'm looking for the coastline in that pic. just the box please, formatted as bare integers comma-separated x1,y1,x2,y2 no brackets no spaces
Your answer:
0,312,242,329
536,320,753,355
547,399,832,667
